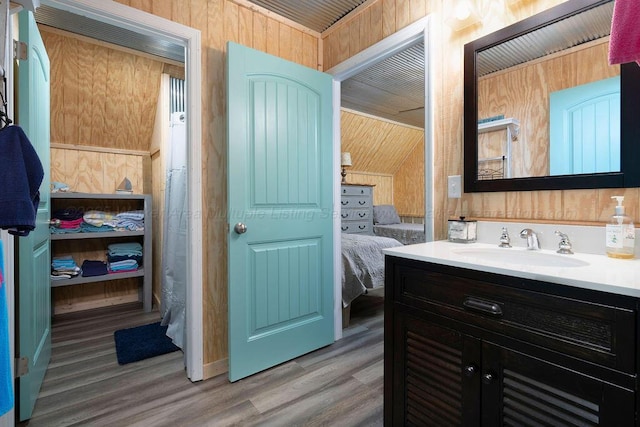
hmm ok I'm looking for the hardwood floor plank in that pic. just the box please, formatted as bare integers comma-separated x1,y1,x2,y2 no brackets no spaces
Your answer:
26,296,384,426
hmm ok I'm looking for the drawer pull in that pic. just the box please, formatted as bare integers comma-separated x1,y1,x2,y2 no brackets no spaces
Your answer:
358,212,366,218
463,297,502,317
341,201,349,206
358,200,366,205
341,213,348,218
341,226,348,231
358,225,366,230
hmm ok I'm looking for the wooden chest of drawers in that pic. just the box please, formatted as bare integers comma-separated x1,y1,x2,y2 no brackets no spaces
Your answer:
340,184,374,234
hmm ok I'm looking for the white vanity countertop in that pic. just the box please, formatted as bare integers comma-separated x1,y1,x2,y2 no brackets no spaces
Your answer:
384,241,640,297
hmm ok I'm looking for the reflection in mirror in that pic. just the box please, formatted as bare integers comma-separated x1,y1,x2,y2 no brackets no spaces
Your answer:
464,0,640,192
477,1,615,180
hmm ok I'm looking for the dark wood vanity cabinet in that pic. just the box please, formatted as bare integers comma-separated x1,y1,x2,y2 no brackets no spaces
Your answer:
384,256,638,426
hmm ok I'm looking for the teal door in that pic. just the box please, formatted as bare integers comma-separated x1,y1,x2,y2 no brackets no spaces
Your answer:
227,42,334,382
550,76,620,175
16,10,51,421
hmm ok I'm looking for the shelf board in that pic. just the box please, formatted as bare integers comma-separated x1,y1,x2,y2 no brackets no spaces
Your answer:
51,268,145,287
51,230,144,240
51,192,147,200
478,118,520,134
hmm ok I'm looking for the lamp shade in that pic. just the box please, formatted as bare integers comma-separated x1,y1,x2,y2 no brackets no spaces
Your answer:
341,152,352,167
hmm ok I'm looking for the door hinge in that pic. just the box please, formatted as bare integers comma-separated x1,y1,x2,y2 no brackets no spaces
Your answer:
14,40,27,61
15,356,28,378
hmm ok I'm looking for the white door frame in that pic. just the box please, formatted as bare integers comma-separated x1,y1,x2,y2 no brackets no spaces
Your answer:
327,16,433,339
39,0,204,381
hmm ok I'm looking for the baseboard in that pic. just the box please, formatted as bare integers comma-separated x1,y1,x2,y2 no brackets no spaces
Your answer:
203,358,228,380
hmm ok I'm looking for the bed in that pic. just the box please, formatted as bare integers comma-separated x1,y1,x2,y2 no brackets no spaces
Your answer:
342,233,402,326
372,205,426,245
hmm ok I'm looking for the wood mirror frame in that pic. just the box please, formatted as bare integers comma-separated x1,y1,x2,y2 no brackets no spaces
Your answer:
463,0,640,193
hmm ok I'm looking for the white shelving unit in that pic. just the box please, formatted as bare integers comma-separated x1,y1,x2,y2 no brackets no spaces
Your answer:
478,118,520,179
50,192,152,312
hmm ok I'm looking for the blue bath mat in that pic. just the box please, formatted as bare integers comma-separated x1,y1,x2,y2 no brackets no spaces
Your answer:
114,322,180,365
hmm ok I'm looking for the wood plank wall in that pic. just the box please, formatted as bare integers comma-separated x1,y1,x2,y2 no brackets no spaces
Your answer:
478,40,617,179
43,24,166,314
324,0,640,239
41,26,164,151
340,109,424,215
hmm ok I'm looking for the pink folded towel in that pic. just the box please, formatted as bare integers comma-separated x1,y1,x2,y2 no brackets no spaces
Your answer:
609,0,640,65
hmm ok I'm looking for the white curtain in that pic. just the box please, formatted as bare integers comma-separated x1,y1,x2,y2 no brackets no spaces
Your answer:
160,112,187,349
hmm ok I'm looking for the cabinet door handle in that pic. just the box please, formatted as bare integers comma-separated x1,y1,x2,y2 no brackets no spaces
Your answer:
463,297,502,316
482,373,495,384
463,365,477,377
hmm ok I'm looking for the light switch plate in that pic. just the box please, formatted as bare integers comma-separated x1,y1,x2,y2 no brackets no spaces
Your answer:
448,175,462,198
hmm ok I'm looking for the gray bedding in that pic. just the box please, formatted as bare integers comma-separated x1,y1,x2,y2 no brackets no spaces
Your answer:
342,233,402,307
373,223,425,245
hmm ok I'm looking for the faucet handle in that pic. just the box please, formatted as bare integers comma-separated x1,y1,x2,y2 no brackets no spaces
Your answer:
555,230,573,254
498,227,512,248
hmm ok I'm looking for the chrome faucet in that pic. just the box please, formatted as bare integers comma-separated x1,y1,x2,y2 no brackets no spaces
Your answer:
555,230,573,254
520,228,540,250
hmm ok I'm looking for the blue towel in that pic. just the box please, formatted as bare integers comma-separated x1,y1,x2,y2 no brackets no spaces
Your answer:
0,126,44,236
0,241,14,415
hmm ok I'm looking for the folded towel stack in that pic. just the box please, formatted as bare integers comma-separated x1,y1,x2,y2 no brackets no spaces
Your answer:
51,256,80,280
81,260,108,277
112,211,144,231
81,210,116,232
50,208,84,234
107,242,143,273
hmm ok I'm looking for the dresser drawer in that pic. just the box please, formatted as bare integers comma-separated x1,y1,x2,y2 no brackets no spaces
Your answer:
391,260,636,374
341,186,371,196
341,196,371,208
341,221,371,234
340,209,371,221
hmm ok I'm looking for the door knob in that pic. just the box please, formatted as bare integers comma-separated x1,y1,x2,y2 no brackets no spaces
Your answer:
234,222,247,234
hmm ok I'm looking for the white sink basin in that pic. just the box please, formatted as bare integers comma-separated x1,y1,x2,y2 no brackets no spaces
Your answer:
454,248,590,268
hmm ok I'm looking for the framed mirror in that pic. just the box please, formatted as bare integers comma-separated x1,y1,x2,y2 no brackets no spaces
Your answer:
464,0,640,193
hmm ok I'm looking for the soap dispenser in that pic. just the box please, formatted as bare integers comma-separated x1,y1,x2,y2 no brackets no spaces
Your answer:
605,196,635,259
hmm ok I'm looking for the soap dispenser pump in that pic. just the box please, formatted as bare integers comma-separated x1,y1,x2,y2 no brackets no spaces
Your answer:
605,196,635,259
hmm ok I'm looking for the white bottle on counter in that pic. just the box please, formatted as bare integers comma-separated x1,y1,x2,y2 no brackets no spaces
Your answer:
605,196,635,259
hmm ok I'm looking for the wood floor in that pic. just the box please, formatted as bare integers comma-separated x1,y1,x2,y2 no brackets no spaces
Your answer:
25,291,384,427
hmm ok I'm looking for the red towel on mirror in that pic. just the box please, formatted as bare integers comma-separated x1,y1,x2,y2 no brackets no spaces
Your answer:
609,0,640,65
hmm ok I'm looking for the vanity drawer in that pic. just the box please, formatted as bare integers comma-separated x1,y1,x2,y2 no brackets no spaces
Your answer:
391,260,636,374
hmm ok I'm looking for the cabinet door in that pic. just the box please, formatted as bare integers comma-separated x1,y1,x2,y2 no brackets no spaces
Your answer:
390,310,481,426
481,342,635,426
